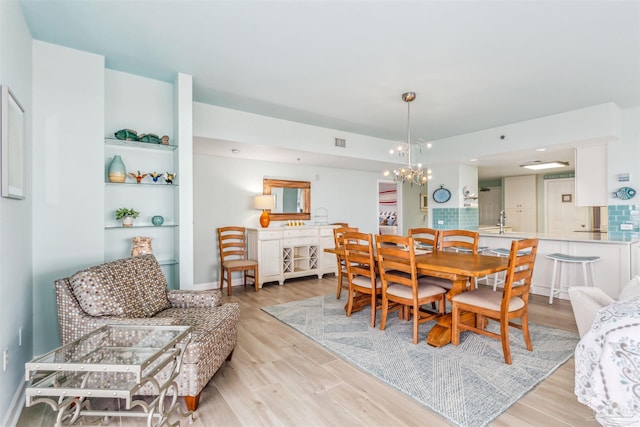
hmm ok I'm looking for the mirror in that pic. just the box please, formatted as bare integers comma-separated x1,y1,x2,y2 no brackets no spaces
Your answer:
263,178,311,221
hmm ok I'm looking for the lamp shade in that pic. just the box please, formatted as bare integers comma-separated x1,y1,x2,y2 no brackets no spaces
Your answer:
254,195,275,210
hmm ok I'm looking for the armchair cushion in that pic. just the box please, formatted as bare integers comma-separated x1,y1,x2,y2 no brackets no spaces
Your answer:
70,255,170,318
568,286,616,338
618,275,640,301
167,289,222,309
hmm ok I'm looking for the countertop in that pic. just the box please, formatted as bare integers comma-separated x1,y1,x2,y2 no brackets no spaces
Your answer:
478,230,640,244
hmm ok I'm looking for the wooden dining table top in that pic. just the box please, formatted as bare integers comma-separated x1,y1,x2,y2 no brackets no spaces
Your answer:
415,251,509,278
325,246,509,276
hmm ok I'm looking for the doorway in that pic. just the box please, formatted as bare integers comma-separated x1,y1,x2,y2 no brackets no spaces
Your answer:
377,180,399,235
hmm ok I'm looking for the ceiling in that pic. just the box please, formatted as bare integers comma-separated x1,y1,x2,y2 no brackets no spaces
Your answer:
19,1,640,179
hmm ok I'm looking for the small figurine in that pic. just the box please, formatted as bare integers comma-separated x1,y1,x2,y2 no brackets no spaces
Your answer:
149,172,161,183
163,172,176,185
161,135,170,145
129,170,148,184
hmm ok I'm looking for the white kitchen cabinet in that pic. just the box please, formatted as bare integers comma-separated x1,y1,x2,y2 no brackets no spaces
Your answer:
504,175,537,232
575,144,608,207
247,225,337,287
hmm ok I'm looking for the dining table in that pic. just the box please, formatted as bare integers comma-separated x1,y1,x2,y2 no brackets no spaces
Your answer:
324,246,510,347
414,251,509,347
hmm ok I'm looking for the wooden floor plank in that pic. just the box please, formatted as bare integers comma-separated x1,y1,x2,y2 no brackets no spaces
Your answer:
16,275,597,426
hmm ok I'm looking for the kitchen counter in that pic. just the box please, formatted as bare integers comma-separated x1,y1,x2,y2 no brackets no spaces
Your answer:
479,230,640,244
478,232,640,299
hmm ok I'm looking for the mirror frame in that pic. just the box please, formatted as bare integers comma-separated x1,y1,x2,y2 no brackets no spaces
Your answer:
263,178,311,221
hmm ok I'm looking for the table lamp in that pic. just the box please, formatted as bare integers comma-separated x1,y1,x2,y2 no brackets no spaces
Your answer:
254,194,275,228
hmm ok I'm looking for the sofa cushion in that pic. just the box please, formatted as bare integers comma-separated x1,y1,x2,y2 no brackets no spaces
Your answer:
70,266,126,317
154,304,239,364
618,275,640,301
71,255,170,318
132,254,171,317
71,260,144,317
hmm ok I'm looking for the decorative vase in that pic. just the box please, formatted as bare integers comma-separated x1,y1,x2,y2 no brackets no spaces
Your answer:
152,215,164,226
122,216,134,227
131,236,153,257
108,155,126,183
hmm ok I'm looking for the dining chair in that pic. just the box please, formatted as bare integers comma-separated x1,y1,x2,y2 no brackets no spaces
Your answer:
408,227,439,253
333,226,359,299
376,234,447,344
343,231,382,327
451,237,539,364
419,229,480,291
217,226,259,296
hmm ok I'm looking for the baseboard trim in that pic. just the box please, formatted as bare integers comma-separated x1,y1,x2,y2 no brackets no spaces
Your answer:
4,380,26,427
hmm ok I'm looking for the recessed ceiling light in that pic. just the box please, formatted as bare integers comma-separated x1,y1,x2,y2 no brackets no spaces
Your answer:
520,161,569,170
535,148,546,152
469,158,477,162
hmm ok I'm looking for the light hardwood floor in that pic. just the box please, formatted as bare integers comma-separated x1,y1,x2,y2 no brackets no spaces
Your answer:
17,276,599,426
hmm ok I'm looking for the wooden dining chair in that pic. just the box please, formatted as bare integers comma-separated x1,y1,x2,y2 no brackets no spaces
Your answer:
419,229,480,292
333,226,359,299
451,238,539,364
343,231,381,327
376,234,447,344
408,227,439,252
217,226,259,296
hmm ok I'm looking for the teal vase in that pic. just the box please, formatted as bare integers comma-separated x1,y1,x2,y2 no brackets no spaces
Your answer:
108,155,126,183
152,215,164,226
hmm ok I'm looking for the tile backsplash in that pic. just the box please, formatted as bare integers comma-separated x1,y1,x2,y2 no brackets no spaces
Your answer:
608,204,640,238
432,208,478,230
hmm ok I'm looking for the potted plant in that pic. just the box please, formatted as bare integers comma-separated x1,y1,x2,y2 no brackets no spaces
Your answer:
115,208,140,227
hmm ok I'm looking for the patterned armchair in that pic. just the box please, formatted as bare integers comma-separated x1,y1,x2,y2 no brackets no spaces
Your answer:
55,254,239,411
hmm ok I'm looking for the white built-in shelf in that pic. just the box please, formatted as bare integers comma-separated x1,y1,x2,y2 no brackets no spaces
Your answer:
105,138,177,151
105,181,178,187
105,224,179,230
158,259,179,266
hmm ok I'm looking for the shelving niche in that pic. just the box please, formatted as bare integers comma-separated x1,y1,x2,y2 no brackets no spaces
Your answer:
104,138,179,287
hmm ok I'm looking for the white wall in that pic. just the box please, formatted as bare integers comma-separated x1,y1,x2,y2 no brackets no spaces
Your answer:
0,1,32,423
193,150,381,286
32,41,105,355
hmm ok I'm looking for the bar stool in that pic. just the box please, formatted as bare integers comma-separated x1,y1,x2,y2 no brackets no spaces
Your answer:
546,253,600,304
486,248,533,290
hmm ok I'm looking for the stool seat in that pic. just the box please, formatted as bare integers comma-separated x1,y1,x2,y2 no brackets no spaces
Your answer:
546,253,600,263
546,253,600,304
486,248,531,290
452,245,489,253
492,248,532,257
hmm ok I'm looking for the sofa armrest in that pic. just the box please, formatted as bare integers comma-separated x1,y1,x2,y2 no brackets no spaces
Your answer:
167,289,222,309
568,286,616,338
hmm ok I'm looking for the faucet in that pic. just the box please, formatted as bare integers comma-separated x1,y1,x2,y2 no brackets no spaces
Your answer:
497,210,506,234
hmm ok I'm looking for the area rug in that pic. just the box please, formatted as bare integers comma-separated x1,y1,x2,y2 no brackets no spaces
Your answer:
262,294,579,427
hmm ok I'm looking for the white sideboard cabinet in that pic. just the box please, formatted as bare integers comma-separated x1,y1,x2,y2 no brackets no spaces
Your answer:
247,225,338,287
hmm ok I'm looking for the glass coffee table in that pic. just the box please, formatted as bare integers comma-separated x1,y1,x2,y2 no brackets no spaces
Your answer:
25,324,193,426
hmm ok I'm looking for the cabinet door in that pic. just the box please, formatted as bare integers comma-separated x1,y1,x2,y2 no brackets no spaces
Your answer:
575,145,608,207
518,208,537,232
504,175,536,209
504,208,521,230
260,239,282,277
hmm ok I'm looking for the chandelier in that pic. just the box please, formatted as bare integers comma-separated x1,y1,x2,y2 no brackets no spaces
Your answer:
384,92,432,186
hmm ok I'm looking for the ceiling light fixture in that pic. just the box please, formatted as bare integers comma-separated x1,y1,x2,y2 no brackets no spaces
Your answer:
383,92,431,186
520,160,569,170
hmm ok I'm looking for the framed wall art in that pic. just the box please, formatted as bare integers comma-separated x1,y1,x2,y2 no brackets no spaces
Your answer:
1,85,26,199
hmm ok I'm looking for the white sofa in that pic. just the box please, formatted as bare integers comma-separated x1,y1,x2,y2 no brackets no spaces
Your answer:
569,277,640,426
